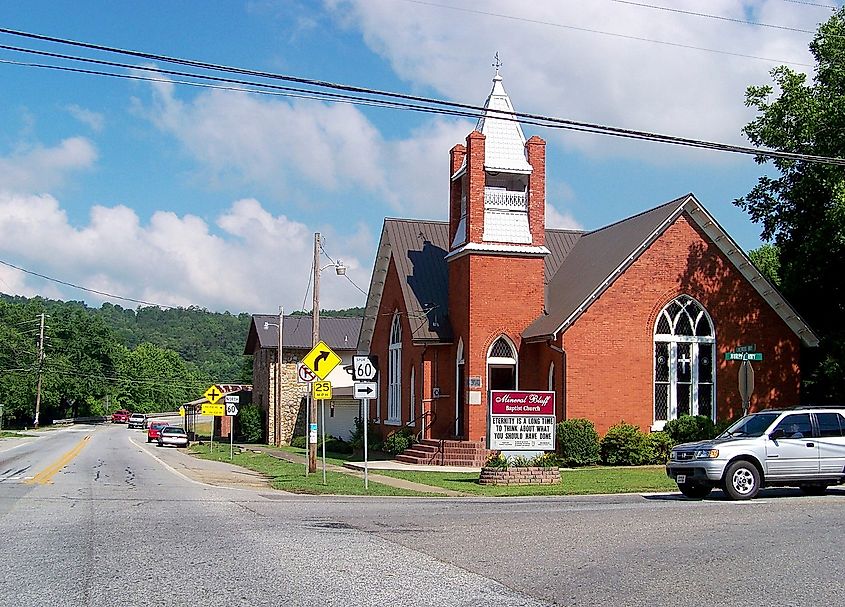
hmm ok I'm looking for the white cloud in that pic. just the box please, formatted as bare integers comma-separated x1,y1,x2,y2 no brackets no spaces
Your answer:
66,105,105,132
546,203,582,231
326,0,825,161
136,76,477,220
0,137,97,192
0,192,369,313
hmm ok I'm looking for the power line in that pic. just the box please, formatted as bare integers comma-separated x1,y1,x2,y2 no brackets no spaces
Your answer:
1,35,843,168
392,0,816,68
0,258,172,309
319,244,369,297
608,0,821,34
778,0,838,9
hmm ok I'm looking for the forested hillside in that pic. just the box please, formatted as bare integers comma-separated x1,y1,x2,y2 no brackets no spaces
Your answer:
0,295,252,427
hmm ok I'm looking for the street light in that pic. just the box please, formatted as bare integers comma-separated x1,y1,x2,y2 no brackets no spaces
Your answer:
263,308,283,448
310,233,347,474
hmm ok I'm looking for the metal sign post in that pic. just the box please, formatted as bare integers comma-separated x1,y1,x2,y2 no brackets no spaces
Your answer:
362,398,368,490
305,395,310,478
230,416,234,461
739,360,755,416
321,399,327,485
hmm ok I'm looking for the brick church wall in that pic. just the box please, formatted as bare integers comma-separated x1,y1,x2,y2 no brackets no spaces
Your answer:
562,213,800,435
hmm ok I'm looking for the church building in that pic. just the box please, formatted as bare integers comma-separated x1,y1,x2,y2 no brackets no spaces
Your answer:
358,69,818,464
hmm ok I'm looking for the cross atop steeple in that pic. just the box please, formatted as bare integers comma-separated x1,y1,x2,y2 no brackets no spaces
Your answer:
492,52,502,77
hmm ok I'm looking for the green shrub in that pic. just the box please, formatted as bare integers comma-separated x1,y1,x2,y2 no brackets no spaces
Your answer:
715,417,738,436
556,418,600,467
321,436,353,454
484,452,509,468
290,435,307,448
349,416,383,452
663,415,716,444
382,427,416,456
507,454,534,467
600,421,652,466
646,431,674,464
529,452,561,468
237,404,263,443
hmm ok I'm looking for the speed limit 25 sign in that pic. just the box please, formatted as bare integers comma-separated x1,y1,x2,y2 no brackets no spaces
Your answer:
352,355,379,381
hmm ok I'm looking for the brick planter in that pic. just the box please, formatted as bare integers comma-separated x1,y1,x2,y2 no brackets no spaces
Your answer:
478,466,561,486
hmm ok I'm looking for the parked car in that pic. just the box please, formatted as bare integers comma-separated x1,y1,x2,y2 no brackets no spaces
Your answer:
147,421,169,443
157,426,189,448
111,409,130,424
127,413,148,429
666,407,845,500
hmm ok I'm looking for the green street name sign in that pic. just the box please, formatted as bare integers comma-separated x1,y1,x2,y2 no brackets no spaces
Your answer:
725,352,763,361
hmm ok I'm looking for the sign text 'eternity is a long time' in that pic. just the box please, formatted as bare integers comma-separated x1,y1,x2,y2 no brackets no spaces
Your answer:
488,390,556,451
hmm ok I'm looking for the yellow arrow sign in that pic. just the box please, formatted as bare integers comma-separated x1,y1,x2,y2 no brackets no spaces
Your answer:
313,380,332,400
204,385,224,404
301,341,341,380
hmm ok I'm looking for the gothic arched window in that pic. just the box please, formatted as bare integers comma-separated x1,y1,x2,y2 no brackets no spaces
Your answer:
654,295,715,427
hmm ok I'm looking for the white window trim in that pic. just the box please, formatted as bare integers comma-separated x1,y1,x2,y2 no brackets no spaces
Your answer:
652,295,716,430
387,312,402,425
486,335,519,391
407,365,416,426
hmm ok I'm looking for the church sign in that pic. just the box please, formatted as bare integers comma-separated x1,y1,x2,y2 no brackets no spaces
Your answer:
488,390,556,451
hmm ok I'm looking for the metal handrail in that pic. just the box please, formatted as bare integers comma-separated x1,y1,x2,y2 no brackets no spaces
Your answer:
408,409,436,443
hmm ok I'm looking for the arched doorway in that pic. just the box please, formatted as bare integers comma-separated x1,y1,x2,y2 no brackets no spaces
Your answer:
487,336,517,391
654,295,716,428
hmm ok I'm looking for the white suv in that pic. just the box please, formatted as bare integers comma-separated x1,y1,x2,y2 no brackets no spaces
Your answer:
127,413,148,429
666,407,845,500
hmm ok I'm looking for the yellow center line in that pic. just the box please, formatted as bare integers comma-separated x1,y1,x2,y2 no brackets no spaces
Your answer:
24,435,92,485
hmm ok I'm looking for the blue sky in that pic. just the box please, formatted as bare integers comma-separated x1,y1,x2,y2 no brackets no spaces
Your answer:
0,0,840,314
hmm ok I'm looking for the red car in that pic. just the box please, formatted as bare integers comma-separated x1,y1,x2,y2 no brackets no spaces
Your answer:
111,409,130,423
147,421,169,443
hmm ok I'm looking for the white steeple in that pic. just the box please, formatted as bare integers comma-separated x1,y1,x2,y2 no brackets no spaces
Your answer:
475,67,533,174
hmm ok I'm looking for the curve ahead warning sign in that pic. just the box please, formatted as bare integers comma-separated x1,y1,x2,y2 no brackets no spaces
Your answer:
488,391,556,451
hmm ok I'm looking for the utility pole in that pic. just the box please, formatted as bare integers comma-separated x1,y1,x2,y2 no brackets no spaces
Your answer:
34,313,46,428
309,232,320,473
276,307,283,447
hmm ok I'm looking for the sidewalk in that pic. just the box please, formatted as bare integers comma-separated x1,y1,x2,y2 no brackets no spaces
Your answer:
131,435,269,490
241,445,470,497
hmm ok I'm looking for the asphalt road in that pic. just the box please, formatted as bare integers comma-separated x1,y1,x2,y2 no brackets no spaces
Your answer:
1,424,843,607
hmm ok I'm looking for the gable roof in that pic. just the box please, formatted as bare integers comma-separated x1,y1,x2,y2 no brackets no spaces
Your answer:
244,314,361,355
357,219,584,352
523,194,819,347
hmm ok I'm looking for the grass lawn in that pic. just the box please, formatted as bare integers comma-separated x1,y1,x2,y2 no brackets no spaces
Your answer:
0,431,35,439
377,466,679,497
190,443,435,497
279,445,394,467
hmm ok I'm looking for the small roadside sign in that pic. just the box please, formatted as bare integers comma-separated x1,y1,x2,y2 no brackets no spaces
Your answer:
201,402,225,416
179,406,185,417
225,402,239,416
725,352,763,361
735,344,757,353
297,362,316,384
353,381,377,400
313,381,332,400
302,341,341,380
224,394,239,404
204,385,224,404
352,355,379,381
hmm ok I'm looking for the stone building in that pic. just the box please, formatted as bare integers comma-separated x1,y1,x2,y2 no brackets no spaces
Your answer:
244,314,362,445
